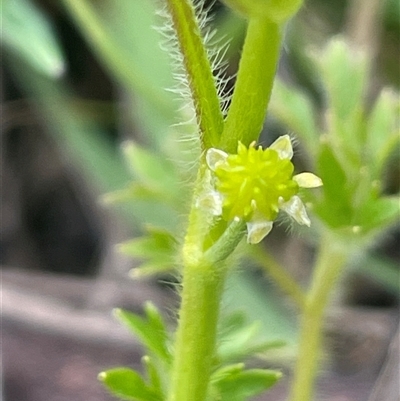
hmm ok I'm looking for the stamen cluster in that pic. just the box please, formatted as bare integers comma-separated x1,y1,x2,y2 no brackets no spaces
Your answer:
205,135,323,243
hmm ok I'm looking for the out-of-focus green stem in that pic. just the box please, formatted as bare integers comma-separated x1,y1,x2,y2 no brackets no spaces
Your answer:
251,246,306,310
288,233,349,401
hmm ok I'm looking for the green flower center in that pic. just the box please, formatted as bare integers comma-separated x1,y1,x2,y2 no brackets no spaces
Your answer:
214,143,299,221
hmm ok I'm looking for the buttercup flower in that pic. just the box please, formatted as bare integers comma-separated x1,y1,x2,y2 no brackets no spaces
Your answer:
205,135,322,244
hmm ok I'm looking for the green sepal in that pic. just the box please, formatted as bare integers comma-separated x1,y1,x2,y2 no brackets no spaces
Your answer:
211,364,282,401
114,304,171,364
98,368,162,401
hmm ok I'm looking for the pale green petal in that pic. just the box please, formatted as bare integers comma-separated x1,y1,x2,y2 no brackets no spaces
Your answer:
280,196,310,226
206,148,228,171
269,135,293,160
195,169,223,216
293,172,323,188
246,220,273,244
196,190,223,216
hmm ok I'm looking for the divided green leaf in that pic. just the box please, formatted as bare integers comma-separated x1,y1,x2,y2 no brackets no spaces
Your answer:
142,356,164,398
99,368,162,401
366,89,400,175
315,142,353,228
122,141,178,197
211,364,282,401
119,226,177,276
316,38,368,124
270,79,318,155
217,312,285,363
114,304,171,364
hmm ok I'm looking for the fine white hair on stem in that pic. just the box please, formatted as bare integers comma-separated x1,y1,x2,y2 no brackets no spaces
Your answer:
155,0,233,133
156,4,199,156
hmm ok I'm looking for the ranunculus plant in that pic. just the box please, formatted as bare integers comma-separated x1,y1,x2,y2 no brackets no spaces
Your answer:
96,1,399,401
3,1,397,399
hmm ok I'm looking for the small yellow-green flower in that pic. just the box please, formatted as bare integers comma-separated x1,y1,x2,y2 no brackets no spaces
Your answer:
205,135,322,244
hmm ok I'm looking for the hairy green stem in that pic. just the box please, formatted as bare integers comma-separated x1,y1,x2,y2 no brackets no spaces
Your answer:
221,18,281,152
165,0,224,148
288,233,349,401
167,8,286,401
251,246,306,310
168,259,227,401
168,166,244,401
